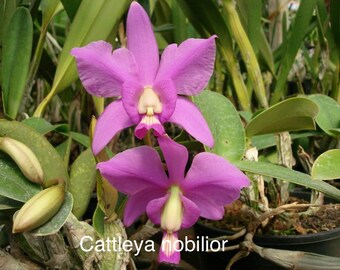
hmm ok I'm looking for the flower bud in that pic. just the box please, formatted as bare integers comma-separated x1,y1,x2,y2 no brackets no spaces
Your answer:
0,137,44,184
12,183,65,233
161,186,183,232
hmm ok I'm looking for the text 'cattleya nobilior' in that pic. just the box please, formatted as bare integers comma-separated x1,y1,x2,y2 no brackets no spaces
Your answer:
97,136,250,264
71,1,216,155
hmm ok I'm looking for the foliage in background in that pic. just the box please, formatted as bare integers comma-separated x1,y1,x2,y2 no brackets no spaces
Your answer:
0,0,340,269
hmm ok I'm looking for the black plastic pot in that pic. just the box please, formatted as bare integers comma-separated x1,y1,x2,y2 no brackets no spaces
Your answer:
194,222,340,270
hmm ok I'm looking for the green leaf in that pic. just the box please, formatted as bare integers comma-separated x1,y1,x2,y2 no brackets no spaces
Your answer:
41,0,63,27
30,192,73,236
34,0,132,117
193,91,246,162
271,0,318,104
246,97,319,137
69,149,96,219
1,7,33,119
312,149,340,180
234,160,340,201
152,0,172,43
308,94,340,137
0,152,41,202
172,1,187,43
252,132,319,150
0,0,16,51
237,0,262,54
0,120,68,184
93,204,105,237
330,0,340,49
0,195,22,210
60,0,82,21
177,0,251,111
69,131,90,148
22,117,69,135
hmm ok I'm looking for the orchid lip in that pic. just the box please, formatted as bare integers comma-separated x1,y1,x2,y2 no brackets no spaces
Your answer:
161,232,179,258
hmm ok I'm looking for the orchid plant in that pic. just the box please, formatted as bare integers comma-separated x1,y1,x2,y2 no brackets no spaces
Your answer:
72,1,250,265
2,0,340,269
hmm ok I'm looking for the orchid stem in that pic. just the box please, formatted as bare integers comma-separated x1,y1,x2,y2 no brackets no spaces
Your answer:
143,130,153,146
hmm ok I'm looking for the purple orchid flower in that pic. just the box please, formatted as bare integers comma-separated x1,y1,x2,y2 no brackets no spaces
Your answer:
97,135,250,264
71,2,216,155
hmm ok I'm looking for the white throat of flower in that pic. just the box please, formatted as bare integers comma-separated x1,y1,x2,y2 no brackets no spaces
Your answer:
161,185,183,233
137,86,162,125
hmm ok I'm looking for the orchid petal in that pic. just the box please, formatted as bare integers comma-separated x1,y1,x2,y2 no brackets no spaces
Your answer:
146,194,169,225
168,97,214,147
157,135,187,184
97,146,168,195
180,196,200,228
159,232,180,264
182,153,250,219
92,100,134,155
124,187,165,227
155,36,216,95
153,79,177,123
122,80,144,123
71,41,138,97
127,2,159,85
183,191,225,220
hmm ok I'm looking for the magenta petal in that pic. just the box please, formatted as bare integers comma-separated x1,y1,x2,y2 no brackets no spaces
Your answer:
182,152,250,219
92,100,134,155
71,41,138,97
159,232,180,264
153,79,177,123
168,97,214,147
146,195,169,225
122,80,144,123
135,120,165,139
157,136,187,184
97,146,168,195
123,187,165,227
180,196,200,228
127,2,159,85
183,191,225,220
155,36,216,95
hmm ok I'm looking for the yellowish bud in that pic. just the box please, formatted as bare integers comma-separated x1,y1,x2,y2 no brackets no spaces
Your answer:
0,137,44,184
12,183,65,233
161,186,183,232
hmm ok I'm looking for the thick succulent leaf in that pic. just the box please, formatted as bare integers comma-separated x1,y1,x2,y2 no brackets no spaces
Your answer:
252,132,319,150
22,117,69,135
312,150,340,180
0,120,68,184
246,97,318,137
234,161,340,201
308,94,340,137
69,149,96,218
0,152,41,202
93,204,105,237
193,91,246,162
